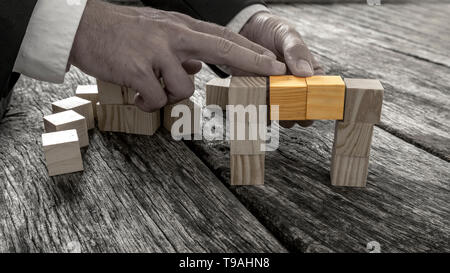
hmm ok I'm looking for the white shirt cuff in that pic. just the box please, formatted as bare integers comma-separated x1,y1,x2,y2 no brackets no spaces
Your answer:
226,4,270,34
13,0,87,83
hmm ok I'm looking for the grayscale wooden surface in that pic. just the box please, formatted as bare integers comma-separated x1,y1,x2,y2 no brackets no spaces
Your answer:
0,2,448,252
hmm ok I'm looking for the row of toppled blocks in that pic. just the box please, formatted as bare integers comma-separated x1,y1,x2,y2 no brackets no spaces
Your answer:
206,76,384,187
41,77,199,176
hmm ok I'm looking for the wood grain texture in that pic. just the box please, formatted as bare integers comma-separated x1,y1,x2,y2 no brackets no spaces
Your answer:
75,85,99,119
52,96,95,130
42,130,83,177
269,75,307,120
343,78,384,123
0,68,286,253
97,103,160,136
330,154,369,187
268,3,450,160
189,64,450,252
206,77,230,109
44,110,89,148
306,76,345,120
163,97,201,138
230,155,265,186
97,79,136,105
228,77,267,185
333,122,374,157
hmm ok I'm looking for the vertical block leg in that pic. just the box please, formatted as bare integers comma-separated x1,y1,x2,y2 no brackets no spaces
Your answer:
229,77,266,186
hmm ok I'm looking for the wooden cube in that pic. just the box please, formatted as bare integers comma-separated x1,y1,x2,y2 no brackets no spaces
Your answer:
44,110,89,147
75,85,98,119
52,96,95,130
230,154,265,185
343,78,384,123
330,154,369,187
97,79,136,105
305,76,345,120
163,97,201,139
97,103,160,135
206,77,230,109
333,122,374,157
42,129,83,176
269,75,307,120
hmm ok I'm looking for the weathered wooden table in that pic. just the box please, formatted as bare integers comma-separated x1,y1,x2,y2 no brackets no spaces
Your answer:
1,2,448,252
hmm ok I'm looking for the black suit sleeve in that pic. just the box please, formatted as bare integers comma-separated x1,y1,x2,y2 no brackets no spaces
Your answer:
141,0,266,26
0,0,38,118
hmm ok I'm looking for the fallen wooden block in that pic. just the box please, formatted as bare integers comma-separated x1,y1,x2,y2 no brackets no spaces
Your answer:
97,79,136,105
75,85,98,119
229,77,266,185
206,77,230,109
97,103,160,135
42,129,84,176
52,96,95,130
163,97,201,139
305,75,345,120
269,75,307,120
44,110,89,148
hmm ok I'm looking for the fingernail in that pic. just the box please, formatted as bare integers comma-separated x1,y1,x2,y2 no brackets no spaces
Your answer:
264,50,277,59
296,60,313,76
273,61,287,74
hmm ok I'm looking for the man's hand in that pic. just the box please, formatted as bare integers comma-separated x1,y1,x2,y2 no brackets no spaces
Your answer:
239,12,324,128
69,0,286,112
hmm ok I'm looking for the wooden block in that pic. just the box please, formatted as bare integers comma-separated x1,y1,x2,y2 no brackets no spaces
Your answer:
44,110,89,148
97,79,136,105
333,122,374,157
343,78,384,123
163,97,201,138
52,96,95,130
75,85,98,119
97,103,160,135
305,75,345,120
330,154,369,187
42,129,83,176
230,154,265,185
206,77,230,109
228,77,266,185
269,75,307,120
229,77,266,155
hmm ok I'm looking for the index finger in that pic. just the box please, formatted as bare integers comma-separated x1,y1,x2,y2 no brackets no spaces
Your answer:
183,31,286,76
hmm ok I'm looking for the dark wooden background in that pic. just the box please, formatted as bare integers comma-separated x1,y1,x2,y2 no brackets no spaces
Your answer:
0,1,448,252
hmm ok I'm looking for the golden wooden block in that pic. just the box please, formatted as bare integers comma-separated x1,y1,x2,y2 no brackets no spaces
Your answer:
269,75,307,120
306,76,345,120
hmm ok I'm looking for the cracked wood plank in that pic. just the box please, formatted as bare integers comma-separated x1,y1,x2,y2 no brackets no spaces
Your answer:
0,69,286,253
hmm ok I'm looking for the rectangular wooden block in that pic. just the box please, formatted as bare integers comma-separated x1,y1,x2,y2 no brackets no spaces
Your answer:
306,75,345,120
330,154,369,187
230,154,265,185
52,96,95,130
75,85,98,119
343,78,384,123
229,77,266,155
44,110,89,148
269,75,307,120
97,103,160,135
42,129,83,176
97,79,136,105
163,97,201,139
206,77,230,109
333,121,374,157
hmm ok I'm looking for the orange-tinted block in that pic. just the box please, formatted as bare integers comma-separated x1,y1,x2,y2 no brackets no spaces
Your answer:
306,76,345,120
269,76,307,120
